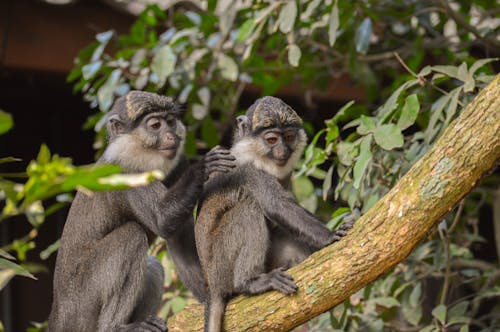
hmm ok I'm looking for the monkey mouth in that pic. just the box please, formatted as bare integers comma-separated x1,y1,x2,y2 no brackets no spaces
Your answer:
274,158,289,166
159,147,178,159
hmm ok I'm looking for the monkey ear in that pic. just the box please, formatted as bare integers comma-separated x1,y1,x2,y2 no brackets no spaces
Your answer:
106,114,126,138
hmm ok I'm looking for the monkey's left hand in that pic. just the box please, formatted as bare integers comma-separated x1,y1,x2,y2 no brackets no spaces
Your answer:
203,145,236,179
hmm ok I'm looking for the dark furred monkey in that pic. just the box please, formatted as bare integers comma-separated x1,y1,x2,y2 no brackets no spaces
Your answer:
195,97,353,332
48,91,234,332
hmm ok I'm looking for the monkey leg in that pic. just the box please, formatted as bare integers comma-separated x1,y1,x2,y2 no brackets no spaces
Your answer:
93,222,165,332
267,226,312,270
232,226,297,296
130,256,165,322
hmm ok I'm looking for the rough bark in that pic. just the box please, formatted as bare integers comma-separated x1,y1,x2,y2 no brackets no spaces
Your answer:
168,74,500,332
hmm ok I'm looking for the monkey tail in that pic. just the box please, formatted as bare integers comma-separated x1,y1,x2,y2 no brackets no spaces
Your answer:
204,295,226,332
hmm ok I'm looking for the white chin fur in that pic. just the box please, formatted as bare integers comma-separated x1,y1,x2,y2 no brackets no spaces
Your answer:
102,134,184,174
231,131,307,180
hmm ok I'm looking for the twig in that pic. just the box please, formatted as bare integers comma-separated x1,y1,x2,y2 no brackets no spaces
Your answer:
393,52,464,107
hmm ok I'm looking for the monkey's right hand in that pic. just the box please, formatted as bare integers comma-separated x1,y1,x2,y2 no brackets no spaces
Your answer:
203,145,236,179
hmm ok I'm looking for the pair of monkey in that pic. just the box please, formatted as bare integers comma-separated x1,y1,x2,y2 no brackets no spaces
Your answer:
48,91,353,332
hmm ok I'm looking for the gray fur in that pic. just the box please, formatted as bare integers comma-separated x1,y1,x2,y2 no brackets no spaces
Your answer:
48,91,235,332
195,97,352,332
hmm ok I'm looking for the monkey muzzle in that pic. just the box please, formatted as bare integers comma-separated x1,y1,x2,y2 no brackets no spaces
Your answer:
159,133,180,159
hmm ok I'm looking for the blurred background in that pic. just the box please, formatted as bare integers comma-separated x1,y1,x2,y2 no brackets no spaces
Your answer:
0,1,499,331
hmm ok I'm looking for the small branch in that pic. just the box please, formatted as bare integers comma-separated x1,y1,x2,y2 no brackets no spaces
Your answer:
393,52,464,107
437,0,500,50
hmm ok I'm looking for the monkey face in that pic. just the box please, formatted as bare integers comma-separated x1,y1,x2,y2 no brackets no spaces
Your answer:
139,112,185,160
260,128,300,166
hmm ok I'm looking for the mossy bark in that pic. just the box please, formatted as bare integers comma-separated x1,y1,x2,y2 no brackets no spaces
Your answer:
168,74,500,332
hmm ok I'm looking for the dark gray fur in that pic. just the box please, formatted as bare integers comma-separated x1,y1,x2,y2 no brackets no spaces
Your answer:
48,91,234,332
195,97,354,332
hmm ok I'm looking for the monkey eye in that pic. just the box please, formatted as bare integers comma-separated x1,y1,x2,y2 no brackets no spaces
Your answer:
265,136,278,145
165,116,176,127
147,118,162,130
284,133,296,143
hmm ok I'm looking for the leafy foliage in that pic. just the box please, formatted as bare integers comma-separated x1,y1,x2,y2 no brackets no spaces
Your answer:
67,0,500,329
3,0,500,330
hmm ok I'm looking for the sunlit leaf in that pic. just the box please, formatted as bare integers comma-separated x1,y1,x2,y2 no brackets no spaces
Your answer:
170,296,186,313
301,0,321,21
409,282,422,306
355,18,372,54
288,44,301,67
237,18,255,42
353,136,372,189
322,165,334,201
0,258,36,290
373,297,400,308
82,61,102,80
0,110,13,135
217,54,238,82
357,115,376,135
373,124,404,150
151,45,177,84
432,304,447,324
328,0,339,47
398,94,420,130
40,240,60,260
278,1,297,34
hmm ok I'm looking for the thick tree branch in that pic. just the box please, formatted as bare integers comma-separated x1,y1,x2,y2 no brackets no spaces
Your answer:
168,74,500,331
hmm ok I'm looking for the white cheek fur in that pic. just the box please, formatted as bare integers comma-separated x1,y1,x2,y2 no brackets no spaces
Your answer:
103,125,186,174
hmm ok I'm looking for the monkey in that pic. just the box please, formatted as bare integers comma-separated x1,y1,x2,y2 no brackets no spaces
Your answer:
47,91,235,332
195,96,354,332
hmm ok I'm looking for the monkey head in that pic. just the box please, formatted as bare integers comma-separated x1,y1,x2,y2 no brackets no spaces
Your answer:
231,96,307,180
102,91,186,173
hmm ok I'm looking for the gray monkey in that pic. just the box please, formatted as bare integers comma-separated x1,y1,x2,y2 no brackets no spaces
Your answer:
48,91,234,332
195,96,354,332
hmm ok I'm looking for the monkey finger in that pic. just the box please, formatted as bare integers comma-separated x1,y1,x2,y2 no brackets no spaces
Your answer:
271,278,298,294
333,229,348,237
207,159,237,168
204,152,236,162
145,316,167,329
206,166,234,174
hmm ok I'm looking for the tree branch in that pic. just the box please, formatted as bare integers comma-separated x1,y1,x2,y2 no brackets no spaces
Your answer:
168,74,500,331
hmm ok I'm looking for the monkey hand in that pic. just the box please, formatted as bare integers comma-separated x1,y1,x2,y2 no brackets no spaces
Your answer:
325,209,359,245
203,145,236,179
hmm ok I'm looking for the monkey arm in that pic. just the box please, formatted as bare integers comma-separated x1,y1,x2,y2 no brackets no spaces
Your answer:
246,168,335,249
123,163,204,239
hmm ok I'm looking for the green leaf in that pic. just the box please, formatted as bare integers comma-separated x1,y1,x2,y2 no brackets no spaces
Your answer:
278,1,297,34
151,45,177,84
288,44,301,67
237,18,255,42
469,57,498,76
81,61,102,80
0,258,36,290
409,282,422,306
373,124,404,150
0,157,21,164
373,297,400,308
353,136,372,189
336,141,356,166
459,325,469,332
448,301,468,320
301,0,321,21
0,110,13,135
217,54,238,82
36,144,51,165
432,304,447,324
97,69,121,112
378,79,419,121
0,249,15,260
40,240,60,260
419,325,439,332
357,115,376,135
322,165,334,201
355,18,372,54
398,94,419,130
170,296,186,313
328,0,339,47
